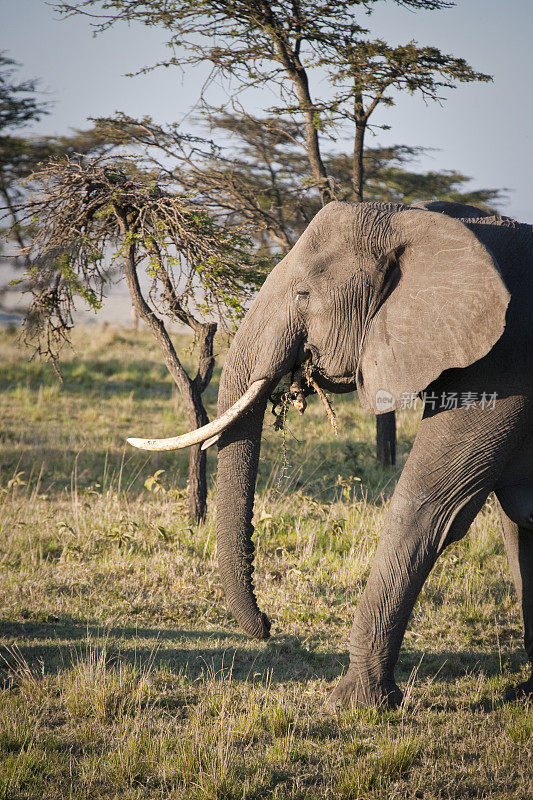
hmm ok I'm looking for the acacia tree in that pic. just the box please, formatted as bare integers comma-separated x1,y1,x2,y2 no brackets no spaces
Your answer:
56,1,453,204
322,40,491,202
56,0,491,465
17,156,264,522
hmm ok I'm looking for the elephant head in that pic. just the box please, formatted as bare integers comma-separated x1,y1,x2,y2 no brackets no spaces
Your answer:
129,202,510,640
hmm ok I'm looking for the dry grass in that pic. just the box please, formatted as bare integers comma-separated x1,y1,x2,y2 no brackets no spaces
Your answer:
0,326,531,799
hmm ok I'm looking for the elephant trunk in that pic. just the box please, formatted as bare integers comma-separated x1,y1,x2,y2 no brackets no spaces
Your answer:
216,340,272,639
215,301,302,639
216,395,271,639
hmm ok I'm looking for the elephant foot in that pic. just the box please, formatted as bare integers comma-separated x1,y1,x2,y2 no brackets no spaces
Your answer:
329,667,403,709
503,670,533,703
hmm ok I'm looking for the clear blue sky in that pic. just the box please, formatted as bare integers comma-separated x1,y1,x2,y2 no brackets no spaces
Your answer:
2,0,533,222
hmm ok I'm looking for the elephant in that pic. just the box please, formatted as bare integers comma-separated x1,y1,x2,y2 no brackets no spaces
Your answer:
128,200,533,707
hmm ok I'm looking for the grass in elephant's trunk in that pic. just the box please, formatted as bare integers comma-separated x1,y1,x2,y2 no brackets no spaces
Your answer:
0,325,531,800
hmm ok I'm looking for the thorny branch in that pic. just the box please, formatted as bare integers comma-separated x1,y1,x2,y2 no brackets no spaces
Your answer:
307,376,338,437
13,155,265,372
9,152,268,522
271,365,338,436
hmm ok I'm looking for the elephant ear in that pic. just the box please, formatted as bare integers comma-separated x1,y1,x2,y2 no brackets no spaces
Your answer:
357,209,510,414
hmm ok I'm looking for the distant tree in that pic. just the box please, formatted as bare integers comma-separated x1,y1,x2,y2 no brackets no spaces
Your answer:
15,155,265,523
326,145,504,210
0,53,131,315
0,52,50,280
0,52,48,130
97,113,504,255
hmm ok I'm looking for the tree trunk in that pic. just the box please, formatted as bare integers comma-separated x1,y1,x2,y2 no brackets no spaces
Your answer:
186,389,209,524
376,411,396,466
188,444,207,523
116,210,213,524
352,119,366,202
351,113,397,467
286,66,332,205
270,35,333,206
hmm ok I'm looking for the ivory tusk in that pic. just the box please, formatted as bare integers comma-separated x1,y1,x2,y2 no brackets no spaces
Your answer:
201,433,221,450
127,378,268,451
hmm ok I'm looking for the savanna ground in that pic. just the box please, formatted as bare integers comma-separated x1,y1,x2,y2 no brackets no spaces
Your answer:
0,325,531,800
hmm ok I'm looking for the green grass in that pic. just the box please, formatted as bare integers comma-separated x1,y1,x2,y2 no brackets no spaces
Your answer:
0,325,531,799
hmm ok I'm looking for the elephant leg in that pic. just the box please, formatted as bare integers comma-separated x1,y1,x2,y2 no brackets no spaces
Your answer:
331,488,483,707
331,395,533,708
495,499,533,700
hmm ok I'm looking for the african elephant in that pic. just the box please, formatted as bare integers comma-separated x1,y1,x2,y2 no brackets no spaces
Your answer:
129,200,533,707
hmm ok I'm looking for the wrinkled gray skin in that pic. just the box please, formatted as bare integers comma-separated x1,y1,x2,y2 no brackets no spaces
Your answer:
216,200,533,706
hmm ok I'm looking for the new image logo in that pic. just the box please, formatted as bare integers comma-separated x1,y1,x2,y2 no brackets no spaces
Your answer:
375,389,395,412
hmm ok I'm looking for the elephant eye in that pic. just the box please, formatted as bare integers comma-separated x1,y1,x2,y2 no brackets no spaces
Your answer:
295,290,309,301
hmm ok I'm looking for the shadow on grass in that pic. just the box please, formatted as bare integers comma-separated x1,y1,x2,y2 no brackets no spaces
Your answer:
0,356,221,401
1,434,402,501
0,619,527,694
0,444,197,493
398,647,526,684
0,618,347,685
